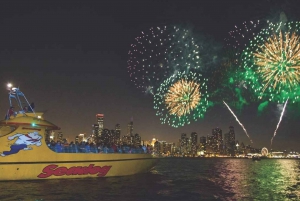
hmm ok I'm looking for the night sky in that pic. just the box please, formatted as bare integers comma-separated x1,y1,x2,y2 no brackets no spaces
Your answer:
0,0,299,151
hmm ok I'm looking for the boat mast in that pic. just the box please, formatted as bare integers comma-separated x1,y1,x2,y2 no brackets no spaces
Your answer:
7,83,36,116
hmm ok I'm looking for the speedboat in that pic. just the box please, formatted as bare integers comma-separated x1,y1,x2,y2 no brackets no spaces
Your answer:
0,84,158,180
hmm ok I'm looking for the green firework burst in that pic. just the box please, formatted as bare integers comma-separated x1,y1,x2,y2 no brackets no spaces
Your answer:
241,21,300,103
153,71,209,127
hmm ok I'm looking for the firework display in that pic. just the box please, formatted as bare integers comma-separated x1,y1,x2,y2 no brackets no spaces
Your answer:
154,71,209,127
225,20,263,64
127,12,299,142
127,26,201,94
211,20,269,109
241,21,300,103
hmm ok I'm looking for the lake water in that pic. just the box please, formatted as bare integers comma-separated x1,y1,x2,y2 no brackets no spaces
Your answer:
0,158,299,201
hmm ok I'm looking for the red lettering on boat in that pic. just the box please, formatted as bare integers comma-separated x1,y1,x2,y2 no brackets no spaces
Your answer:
37,164,112,178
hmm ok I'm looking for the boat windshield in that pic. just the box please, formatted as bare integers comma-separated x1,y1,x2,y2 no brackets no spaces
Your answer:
0,125,17,137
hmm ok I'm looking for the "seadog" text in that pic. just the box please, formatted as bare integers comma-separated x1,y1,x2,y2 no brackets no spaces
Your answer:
37,164,112,178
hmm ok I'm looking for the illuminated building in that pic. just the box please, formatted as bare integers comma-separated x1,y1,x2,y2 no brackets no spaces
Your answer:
50,131,55,141
180,133,188,154
212,128,222,154
154,141,160,154
101,128,112,145
75,135,79,143
169,142,177,155
110,129,116,144
127,119,133,136
206,134,214,155
92,124,99,142
115,124,121,145
200,136,206,144
57,132,63,142
199,136,206,153
229,126,235,144
78,133,85,142
162,142,173,155
96,114,104,137
151,138,157,147
159,141,166,154
125,118,134,145
191,132,198,155
143,140,151,146
224,126,236,156
133,133,141,147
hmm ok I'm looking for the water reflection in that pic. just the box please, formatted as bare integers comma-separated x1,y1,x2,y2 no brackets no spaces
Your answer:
0,158,299,201
212,159,300,200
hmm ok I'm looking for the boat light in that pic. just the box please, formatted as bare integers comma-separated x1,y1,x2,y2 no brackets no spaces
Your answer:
37,116,41,119
31,123,36,127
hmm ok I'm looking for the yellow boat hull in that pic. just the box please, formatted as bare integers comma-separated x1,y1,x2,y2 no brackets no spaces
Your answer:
0,156,157,180
0,115,158,180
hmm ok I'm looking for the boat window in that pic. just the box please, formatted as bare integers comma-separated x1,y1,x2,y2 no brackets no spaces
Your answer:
44,130,149,154
0,126,17,137
45,141,149,154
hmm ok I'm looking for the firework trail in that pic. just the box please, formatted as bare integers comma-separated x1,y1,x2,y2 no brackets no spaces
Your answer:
271,99,288,146
223,101,253,143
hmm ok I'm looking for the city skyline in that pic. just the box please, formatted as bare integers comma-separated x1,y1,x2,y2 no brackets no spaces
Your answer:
0,0,299,151
52,113,297,152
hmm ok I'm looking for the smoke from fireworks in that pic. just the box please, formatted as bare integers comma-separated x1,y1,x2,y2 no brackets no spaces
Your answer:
271,99,288,146
223,101,253,143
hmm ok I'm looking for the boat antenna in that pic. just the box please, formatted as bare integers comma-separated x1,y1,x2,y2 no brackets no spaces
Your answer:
6,83,36,117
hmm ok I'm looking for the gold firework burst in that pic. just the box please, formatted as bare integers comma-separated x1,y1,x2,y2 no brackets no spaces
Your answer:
254,31,300,94
165,79,201,116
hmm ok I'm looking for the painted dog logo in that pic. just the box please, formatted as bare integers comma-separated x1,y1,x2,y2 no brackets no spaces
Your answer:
1,132,42,157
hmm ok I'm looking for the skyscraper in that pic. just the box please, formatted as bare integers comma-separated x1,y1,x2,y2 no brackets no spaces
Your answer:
127,118,133,136
101,128,112,145
126,118,133,145
199,136,207,153
133,133,141,147
200,136,206,144
191,132,198,155
224,126,236,156
229,126,235,144
96,114,104,135
212,128,223,154
115,124,121,145
92,124,100,141
206,134,214,155
92,114,104,143
229,126,236,156
180,133,188,154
